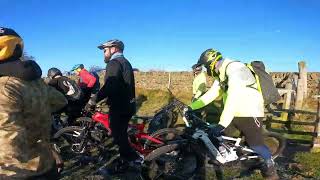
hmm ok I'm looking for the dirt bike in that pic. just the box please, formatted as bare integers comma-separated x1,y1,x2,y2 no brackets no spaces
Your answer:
52,102,181,175
143,91,286,180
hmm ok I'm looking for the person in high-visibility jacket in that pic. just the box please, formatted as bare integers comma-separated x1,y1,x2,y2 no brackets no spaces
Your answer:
192,64,207,102
191,64,207,122
188,49,279,180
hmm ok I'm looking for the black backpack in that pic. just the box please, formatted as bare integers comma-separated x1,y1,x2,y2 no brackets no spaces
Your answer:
246,61,281,105
89,71,101,93
221,61,281,105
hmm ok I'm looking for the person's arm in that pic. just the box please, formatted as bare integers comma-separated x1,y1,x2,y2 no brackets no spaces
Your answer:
0,79,23,123
193,74,207,99
192,73,206,100
218,91,236,127
193,82,206,99
47,86,68,113
96,61,121,102
78,77,86,88
47,78,57,87
190,79,222,110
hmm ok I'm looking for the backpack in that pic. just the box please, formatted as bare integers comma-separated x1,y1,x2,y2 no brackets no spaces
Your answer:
89,71,101,93
63,79,82,101
221,61,281,105
246,61,281,105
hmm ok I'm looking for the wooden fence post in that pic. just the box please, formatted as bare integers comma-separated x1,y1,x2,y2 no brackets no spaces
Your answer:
299,61,308,99
312,80,320,149
281,83,293,120
167,72,171,89
295,61,307,110
312,96,320,148
292,73,299,101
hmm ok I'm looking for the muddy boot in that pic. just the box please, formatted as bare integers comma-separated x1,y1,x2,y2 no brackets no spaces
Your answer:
260,159,279,180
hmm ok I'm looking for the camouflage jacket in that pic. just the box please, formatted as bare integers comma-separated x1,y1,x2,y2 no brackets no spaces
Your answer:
0,76,67,178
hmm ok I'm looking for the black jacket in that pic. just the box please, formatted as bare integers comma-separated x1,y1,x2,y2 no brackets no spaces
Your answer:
97,56,136,115
0,59,42,81
48,76,74,95
48,76,82,102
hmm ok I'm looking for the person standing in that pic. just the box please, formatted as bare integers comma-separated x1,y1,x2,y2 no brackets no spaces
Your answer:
192,64,207,102
71,64,100,110
0,27,67,179
96,39,142,174
47,67,83,123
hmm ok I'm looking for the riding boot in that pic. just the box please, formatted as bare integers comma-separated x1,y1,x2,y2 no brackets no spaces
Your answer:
260,159,279,180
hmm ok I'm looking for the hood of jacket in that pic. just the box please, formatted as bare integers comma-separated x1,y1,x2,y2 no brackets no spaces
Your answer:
0,59,42,81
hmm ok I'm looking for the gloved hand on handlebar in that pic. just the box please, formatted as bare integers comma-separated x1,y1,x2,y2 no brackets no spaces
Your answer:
209,124,225,137
183,106,193,119
84,98,96,112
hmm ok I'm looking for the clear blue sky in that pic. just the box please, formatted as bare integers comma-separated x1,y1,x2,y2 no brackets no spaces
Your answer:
1,0,320,73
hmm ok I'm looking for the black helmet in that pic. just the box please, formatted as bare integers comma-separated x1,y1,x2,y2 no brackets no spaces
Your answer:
47,67,62,79
195,49,223,68
192,63,202,73
97,39,124,51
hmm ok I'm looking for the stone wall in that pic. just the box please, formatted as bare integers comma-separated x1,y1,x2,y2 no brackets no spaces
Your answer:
135,71,193,92
271,72,320,96
134,71,320,96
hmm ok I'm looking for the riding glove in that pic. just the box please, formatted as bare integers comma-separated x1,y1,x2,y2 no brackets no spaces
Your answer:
209,124,225,137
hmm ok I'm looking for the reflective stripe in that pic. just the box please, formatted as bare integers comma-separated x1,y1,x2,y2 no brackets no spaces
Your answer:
253,117,261,128
246,64,262,93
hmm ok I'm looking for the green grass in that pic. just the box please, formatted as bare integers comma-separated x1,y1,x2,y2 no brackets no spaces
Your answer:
136,88,172,116
294,152,320,178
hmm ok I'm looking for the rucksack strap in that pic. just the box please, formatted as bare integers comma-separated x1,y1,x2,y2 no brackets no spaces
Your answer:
219,61,239,91
220,61,260,92
245,63,260,92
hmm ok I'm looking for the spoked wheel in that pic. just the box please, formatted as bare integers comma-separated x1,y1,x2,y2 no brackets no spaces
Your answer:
222,131,286,179
144,128,183,150
53,126,99,174
263,131,286,159
53,126,86,153
144,144,199,180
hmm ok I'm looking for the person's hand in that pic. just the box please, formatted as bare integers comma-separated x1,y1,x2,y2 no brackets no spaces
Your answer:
183,106,193,119
84,102,95,112
209,124,225,137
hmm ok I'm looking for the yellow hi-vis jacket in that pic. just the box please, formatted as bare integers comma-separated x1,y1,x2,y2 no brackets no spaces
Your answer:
190,58,264,128
192,72,207,100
